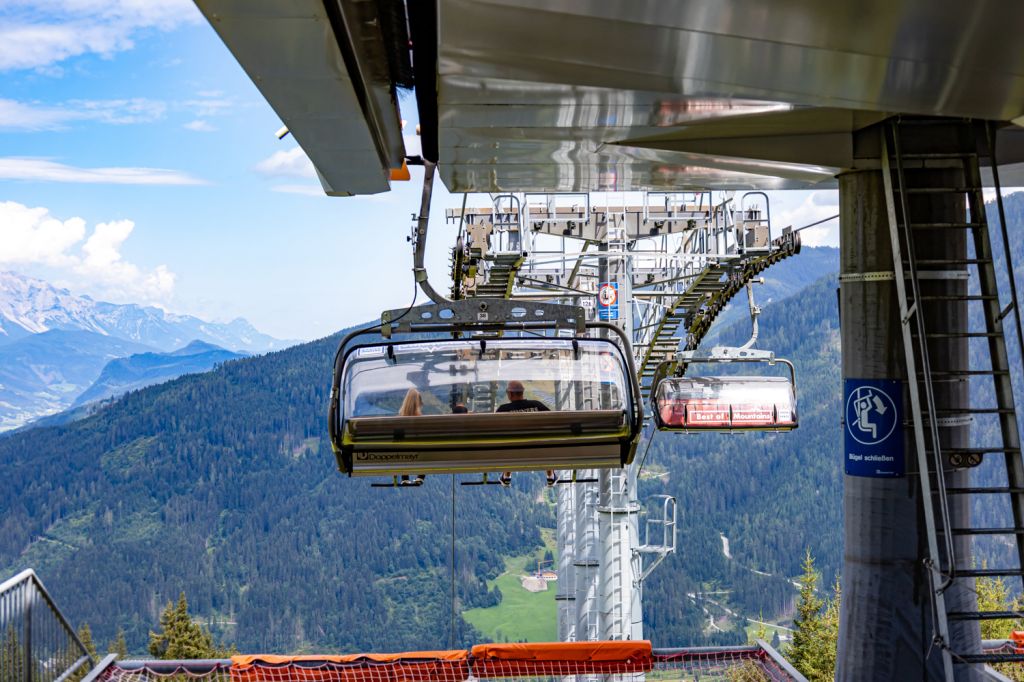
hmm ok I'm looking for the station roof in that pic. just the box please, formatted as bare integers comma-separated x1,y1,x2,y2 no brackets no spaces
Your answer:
196,0,1024,195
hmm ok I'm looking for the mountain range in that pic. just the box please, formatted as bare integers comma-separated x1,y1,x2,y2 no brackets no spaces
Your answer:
72,341,248,408
0,272,292,430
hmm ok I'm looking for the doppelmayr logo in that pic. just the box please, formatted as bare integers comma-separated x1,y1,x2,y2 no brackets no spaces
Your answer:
356,452,420,461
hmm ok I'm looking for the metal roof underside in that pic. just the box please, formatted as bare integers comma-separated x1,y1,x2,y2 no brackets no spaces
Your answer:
198,0,1024,195
196,0,406,196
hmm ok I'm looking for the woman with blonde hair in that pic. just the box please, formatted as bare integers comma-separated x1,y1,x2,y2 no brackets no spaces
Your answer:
398,388,425,487
399,387,422,416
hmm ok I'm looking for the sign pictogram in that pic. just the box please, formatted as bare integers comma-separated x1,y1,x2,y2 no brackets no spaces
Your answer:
597,282,619,321
844,378,904,477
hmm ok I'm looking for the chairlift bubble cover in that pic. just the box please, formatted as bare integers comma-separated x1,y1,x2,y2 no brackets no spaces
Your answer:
335,337,640,476
654,375,797,432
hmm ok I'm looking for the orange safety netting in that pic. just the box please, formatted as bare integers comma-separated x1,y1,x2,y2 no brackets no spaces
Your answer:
229,642,652,682
231,651,469,682
471,641,652,677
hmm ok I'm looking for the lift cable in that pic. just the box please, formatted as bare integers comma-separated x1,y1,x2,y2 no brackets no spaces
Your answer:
634,427,658,480
793,214,838,233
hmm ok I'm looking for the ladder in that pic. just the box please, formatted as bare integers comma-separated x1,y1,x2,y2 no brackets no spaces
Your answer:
474,253,526,298
882,117,1024,673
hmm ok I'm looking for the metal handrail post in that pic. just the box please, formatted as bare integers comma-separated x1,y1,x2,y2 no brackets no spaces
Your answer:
23,582,32,682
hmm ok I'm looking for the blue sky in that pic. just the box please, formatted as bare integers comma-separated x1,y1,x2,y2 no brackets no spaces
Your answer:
0,1,840,341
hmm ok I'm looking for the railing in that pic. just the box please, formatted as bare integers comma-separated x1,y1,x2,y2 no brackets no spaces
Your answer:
84,642,807,682
0,570,93,682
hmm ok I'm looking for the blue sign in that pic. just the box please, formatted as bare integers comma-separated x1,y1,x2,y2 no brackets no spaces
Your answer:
844,378,904,477
597,282,619,321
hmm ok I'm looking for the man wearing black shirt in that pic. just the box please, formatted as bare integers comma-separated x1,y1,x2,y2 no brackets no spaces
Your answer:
495,380,553,487
496,380,550,412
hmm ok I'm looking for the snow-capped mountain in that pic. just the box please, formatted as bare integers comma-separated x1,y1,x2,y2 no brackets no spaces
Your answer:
0,271,287,353
0,271,294,430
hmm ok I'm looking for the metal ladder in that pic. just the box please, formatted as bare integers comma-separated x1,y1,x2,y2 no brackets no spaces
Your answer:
882,117,1024,672
474,252,525,298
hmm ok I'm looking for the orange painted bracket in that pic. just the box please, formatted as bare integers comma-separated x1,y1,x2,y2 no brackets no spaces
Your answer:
390,161,411,182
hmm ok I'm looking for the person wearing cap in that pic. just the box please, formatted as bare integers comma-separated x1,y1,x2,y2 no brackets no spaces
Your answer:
496,380,549,413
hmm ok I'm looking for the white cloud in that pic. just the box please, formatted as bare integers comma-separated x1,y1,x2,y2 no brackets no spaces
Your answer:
72,98,167,124
183,119,215,132
255,147,317,179
182,96,233,118
81,219,133,269
0,201,175,303
0,0,201,72
0,97,167,130
0,98,78,130
772,190,839,247
0,157,204,185
0,94,233,131
0,201,86,266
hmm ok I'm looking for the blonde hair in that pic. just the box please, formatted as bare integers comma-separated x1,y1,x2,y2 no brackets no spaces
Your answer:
399,387,422,416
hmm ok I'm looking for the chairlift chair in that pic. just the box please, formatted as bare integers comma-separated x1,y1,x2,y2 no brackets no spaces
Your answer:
328,299,643,479
652,346,798,432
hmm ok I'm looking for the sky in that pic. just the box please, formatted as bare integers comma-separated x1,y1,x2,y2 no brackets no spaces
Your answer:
0,1,841,341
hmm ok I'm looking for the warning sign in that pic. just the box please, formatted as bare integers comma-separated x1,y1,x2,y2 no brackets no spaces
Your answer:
598,282,618,321
844,378,904,477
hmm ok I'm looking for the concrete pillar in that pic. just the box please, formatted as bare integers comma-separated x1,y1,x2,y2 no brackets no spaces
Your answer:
837,164,981,680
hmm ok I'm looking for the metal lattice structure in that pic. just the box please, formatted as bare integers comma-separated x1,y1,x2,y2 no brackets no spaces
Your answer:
446,191,801,642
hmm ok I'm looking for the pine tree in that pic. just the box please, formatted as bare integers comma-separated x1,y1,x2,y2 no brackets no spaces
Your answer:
108,628,129,658
974,573,1024,681
149,592,233,659
788,550,838,682
818,576,841,678
2,628,24,682
748,611,769,644
77,623,98,660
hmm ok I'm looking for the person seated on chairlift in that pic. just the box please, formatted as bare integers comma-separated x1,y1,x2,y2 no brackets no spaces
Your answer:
397,388,425,486
496,380,550,413
399,387,422,416
452,403,469,414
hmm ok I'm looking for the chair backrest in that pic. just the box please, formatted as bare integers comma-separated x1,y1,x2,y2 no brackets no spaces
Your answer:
348,409,627,441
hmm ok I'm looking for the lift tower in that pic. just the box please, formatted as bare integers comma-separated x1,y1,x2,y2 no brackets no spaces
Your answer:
448,191,800,641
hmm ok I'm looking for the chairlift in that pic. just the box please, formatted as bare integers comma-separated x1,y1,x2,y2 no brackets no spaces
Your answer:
328,299,643,478
651,280,797,433
652,346,798,432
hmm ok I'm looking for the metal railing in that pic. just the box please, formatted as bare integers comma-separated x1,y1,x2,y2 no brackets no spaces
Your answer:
83,643,808,682
1,570,93,682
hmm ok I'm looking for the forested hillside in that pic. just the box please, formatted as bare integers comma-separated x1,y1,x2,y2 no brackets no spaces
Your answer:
0,328,550,653
641,272,842,644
